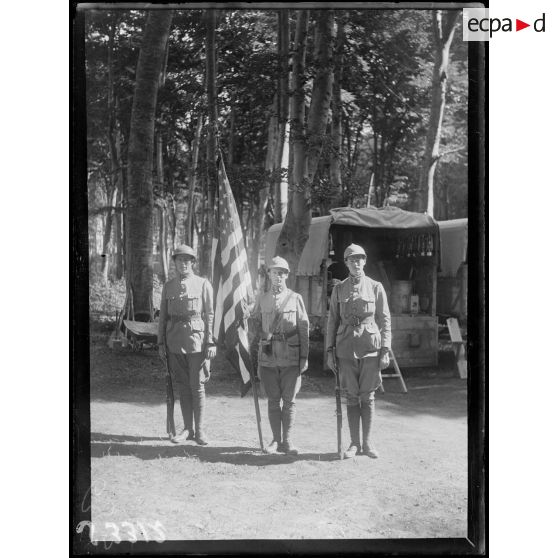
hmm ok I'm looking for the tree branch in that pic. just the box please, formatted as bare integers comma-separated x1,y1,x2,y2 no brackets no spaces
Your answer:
443,11,461,44
435,145,466,162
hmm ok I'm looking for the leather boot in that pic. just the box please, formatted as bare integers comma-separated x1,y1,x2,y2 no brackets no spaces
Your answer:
344,404,361,458
280,403,299,455
264,405,282,454
179,388,194,439
361,399,379,458
193,391,209,445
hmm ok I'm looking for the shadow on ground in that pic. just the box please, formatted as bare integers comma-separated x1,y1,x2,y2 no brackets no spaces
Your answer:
90,434,340,465
91,376,466,420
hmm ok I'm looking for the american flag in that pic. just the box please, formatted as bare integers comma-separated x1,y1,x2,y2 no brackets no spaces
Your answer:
212,156,255,397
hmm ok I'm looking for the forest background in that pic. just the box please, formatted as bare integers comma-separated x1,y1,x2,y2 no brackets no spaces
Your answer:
84,7,468,319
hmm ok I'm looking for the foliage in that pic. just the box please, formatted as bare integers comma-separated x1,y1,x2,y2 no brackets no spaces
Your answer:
85,7,469,287
89,278,128,320
89,276,165,321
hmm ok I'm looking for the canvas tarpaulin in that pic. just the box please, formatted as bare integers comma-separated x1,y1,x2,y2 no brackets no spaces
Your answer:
264,215,332,276
437,218,468,277
264,207,440,277
329,206,438,230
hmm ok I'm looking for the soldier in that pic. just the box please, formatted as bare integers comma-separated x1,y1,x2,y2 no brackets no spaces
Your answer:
252,256,309,455
326,244,391,459
157,245,217,445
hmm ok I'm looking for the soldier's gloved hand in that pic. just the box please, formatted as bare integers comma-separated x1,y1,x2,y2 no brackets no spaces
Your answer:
158,344,166,362
205,345,217,359
379,349,391,370
327,352,337,374
299,358,308,374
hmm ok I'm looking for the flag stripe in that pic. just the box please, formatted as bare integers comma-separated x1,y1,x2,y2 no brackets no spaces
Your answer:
212,154,255,396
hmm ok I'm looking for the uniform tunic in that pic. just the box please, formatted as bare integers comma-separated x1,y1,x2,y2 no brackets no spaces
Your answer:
252,288,309,404
158,274,215,354
326,275,391,403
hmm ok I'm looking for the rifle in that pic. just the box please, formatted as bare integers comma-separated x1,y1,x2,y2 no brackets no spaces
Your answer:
163,345,176,439
332,347,343,460
251,368,265,452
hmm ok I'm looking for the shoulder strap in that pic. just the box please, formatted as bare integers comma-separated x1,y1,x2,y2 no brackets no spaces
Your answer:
270,290,295,333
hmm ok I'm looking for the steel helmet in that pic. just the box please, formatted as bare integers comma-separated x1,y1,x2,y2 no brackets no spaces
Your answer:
172,244,197,260
268,256,290,272
343,243,367,260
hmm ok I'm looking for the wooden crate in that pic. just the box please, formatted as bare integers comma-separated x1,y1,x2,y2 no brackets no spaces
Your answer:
391,315,438,368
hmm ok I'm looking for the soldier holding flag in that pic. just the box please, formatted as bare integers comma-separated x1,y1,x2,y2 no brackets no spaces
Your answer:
252,257,310,455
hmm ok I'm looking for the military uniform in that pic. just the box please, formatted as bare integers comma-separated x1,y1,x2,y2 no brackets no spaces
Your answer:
158,248,215,445
252,258,309,455
326,244,391,458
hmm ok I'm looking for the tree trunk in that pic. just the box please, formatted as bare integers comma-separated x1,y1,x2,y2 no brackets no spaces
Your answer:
157,204,168,281
275,119,289,222
276,9,334,277
107,130,124,280
115,129,125,280
115,176,123,279
377,132,386,205
166,139,177,252
126,10,173,319
417,10,459,215
186,115,203,244
345,118,352,173
330,14,345,199
350,118,364,175
372,93,379,205
101,17,117,284
254,100,279,276
156,133,169,281
100,182,116,283
228,90,236,165
274,9,290,223
306,10,334,184
202,8,218,278
168,196,176,251
276,9,309,275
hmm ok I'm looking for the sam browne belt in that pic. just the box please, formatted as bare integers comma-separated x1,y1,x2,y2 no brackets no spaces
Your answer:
341,315,376,327
271,330,299,341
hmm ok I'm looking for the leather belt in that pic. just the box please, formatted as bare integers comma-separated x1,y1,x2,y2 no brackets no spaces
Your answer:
170,314,202,323
271,330,298,341
341,316,375,327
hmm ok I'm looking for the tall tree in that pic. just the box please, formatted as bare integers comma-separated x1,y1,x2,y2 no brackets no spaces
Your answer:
417,10,459,215
186,115,203,245
155,132,169,282
330,14,345,200
126,10,173,318
201,8,218,278
275,9,309,274
276,10,334,275
306,10,334,182
274,9,290,223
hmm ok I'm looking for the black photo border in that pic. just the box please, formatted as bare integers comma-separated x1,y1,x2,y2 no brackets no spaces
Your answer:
72,2,487,555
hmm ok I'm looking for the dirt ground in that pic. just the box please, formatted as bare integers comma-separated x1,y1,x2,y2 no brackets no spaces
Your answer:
86,323,468,542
